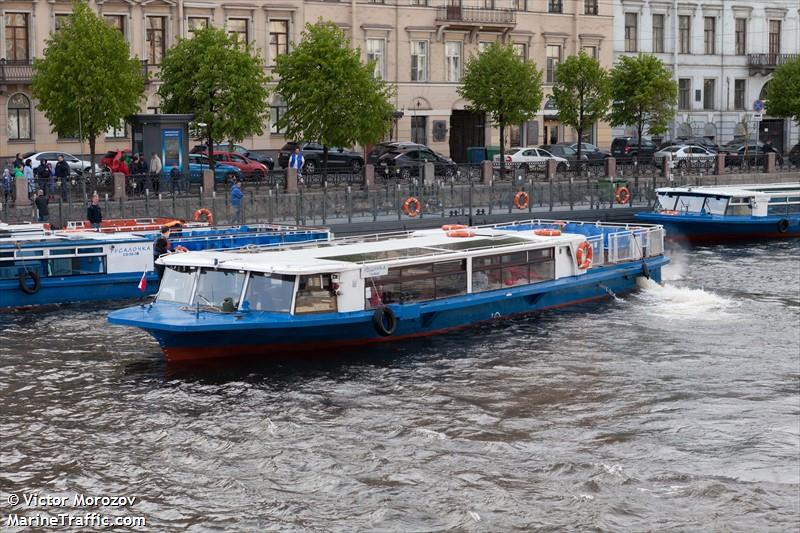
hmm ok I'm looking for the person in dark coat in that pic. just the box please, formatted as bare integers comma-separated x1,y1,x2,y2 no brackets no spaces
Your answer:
87,194,102,230
34,189,49,222
153,226,172,279
55,155,70,199
13,153,23,170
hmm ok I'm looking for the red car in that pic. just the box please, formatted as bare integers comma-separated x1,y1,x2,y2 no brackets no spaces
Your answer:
207,151,268,179
101,149,131,170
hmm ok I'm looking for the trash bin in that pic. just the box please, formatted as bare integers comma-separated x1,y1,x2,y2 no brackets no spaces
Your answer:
486,146,501,162
466,147,487,164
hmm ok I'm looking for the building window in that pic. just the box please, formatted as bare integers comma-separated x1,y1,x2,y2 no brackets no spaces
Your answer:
512,43,526,60
4,13,30,61
734,79,745,110
768,20,781,58
581,45,597,59
106,121,127,139
512,0,527,11
704,17,715,55
652,14,664,53
366,38,385,79
585,0,598,15
479,0,495,8
478,42,492,53
678,78,691,110
270,101,287,134
411,40,428,82
445,41,462,82
104,15,125,37
8,93,32,140
411,116,427,145
703,79,715,110
735,18,746,56
624,13,638,52
548,0,563,14
55,14,70,32
146,16,166,65
546,45,561,83
679,15,690,54
410,0,429,5
227,18,248,45
188,17,209,34
269,20,289,60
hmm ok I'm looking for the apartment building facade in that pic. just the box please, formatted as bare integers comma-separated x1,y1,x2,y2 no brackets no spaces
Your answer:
1,0,613,162
612,0,800,151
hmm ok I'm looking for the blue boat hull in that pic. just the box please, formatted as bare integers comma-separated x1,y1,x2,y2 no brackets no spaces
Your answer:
634,212,800,243
109,256,667,362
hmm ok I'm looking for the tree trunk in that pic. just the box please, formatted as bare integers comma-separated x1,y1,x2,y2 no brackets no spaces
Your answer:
323,145,329,182
207,127,215,172
89,135,96,180
637,123,644,160
576,126,583,176
499,122,506,178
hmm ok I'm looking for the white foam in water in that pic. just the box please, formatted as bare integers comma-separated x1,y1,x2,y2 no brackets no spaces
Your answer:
661,250,689,281
635,277,735,320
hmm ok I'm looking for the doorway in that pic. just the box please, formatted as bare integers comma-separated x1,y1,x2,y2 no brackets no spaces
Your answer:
759,119,784,152
450,110,485,163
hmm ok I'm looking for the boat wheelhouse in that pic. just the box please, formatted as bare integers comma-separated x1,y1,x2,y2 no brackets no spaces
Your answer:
108,220,668,362
634,183,800,243
1,223,330,309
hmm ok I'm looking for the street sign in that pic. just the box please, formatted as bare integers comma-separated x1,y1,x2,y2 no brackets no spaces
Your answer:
752,112,763,121
753,100,764,112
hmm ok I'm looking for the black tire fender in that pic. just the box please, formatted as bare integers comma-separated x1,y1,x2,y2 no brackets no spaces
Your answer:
778,219,790,233
19,270,41,295
372,305,397,336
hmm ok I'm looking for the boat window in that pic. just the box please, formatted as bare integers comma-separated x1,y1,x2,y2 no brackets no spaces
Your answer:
366,260,467,307
726,197,752,216
50,248,76,256
157,266,196,304
295,274,337,314
77,247,103,255
656,194,676,211
195,269,246,309
704,196,728,215
243,273,295,313
675,195,706,213
472,247,555,293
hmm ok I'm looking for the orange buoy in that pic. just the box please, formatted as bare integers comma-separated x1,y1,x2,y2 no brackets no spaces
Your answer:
513,191,529,209
174,245,189,253
660,209,679,215
447,229,475,238
441,224,468,231
534,229,562,236
576,241,593,269
615,186,631,205
193,208,214,225
403,197,421,217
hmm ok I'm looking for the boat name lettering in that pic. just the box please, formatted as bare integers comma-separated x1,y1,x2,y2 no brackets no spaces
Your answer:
113,245,150,257
361,265,389,278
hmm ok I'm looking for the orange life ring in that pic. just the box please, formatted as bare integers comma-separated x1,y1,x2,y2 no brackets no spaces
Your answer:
193,208,214,225
615,186,631,205
447,229,475,238
442,224,468,231
164,219,184,228
660,209,679,215
576,241,593,270
534,229,562,236
514,191,529,209
403,197,421,217
174,245,189,253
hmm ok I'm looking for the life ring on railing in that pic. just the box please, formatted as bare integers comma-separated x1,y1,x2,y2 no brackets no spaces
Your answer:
402,197,421,217
660,210,679,215
534,229,562,237
441,224,467,231
19,270,41,295
372,305,397,336
514,191,529,209
164,219,183,228
615,186,631,205
777,218,790,233
447,229,475,238
576,241,593,270
174,245,189,253
193,208,214,225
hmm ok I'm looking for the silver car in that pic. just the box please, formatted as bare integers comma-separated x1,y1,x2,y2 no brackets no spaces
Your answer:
21,151,102,175
653,145,716,170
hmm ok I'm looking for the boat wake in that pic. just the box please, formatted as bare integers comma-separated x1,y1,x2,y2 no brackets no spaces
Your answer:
634,277,735,320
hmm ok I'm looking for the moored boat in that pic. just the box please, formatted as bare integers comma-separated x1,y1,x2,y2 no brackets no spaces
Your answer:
108,220,668,362
634,183,800,243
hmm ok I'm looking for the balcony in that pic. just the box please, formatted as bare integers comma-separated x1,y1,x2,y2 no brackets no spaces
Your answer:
0,59,33,84
435,6,516,29
748,53,799,75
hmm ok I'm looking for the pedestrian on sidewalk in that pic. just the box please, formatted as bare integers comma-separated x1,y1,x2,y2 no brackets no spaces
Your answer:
23,160,35,200
55,154,70,199
12,153,23,170
35,190,49,222
2,169,12,205
289,146,305,186
230,179,244,224
149,152,162,192
87,194,102,230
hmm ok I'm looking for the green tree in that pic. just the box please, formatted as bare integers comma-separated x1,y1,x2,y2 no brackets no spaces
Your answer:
765,57,800,125
551,51,611,172
608,54,678,156
274,21,394,177
32,0,145,176
158,27,270,170
459,43,543,176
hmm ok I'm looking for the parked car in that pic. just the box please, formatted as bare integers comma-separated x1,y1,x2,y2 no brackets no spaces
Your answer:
188,153,242,183
492,147,570,172
610,137,659,161
659,137,720,153
377,146,457,179
101,149,132,170
722,144,783,167
539,144,589,165
191,143,274,170
788,143,800,166
568,142,610,162
653,145,716,170
367,142,425,165
278,141,364,173
21,151,101,175
207,151,268,180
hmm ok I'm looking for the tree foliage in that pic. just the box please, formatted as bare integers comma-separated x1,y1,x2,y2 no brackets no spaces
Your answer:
459,43,543,175
274,21,394,172
158,27,270,169
32,0,145,175
765,57,800,125
608,54,677,154
552,51,611,169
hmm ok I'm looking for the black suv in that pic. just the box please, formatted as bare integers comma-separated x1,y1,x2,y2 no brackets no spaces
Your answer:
367,142,426,165
278,142,364,173
377,146,457,179
610,137,659,161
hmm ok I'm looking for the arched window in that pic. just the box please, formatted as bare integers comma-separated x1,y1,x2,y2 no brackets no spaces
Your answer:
8,93,32,140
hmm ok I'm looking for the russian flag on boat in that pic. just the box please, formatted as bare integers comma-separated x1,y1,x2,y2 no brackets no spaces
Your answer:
137,271,147,293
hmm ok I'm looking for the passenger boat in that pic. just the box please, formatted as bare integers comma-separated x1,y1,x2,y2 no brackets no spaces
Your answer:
108,220,668,362
1,223,330,309
634,183,800,243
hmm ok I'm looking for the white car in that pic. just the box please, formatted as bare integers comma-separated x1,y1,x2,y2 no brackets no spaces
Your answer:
20,151,102,175
653,145,716,170
492,147,570,171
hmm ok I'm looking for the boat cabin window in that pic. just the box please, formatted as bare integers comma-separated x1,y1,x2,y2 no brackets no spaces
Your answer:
365,260,467,308
194,268,246,309
157,266,196,304
674,195,707,213
726,197,753,216
472,248,555,293
767,196,800,215
243,273,295,313
295,274,337,314
704,196,728,215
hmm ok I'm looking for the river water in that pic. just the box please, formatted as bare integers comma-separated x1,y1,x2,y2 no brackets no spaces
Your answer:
1,241,798,532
